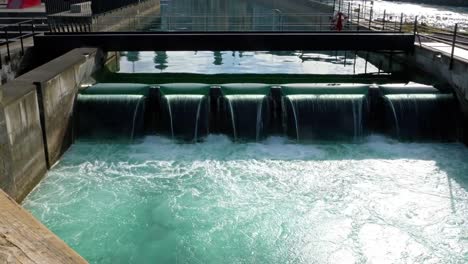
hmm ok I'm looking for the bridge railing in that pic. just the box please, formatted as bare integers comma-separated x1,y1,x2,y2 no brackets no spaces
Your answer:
0,19,46,69
50,12,409,33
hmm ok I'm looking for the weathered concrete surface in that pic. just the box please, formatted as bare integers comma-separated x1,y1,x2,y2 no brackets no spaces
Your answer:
92,0,161,31
0,80,47,202
17,47,101,167
0,189,87,264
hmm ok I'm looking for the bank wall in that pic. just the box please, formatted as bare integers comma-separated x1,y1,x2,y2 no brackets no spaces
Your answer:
0,48,102,202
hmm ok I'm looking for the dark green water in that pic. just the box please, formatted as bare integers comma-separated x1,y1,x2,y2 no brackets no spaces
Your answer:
23,136,468,263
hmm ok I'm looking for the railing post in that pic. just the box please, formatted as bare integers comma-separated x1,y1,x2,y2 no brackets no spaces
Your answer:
4,28,10,62
347,2,351,29
357,4,361,31
382,9,386,30
399,13,404,32
19,23,24,56
413,16,418,36
368,7,373,30
449,23,458,70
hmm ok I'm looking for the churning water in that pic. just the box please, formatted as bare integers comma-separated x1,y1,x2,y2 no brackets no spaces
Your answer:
23,136,468,264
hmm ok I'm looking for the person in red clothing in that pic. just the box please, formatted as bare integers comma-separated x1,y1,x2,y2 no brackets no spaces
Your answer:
333,11,348,32
7,0,41,9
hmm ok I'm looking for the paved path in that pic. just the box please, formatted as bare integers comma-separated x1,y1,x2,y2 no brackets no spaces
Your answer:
419,41,468,62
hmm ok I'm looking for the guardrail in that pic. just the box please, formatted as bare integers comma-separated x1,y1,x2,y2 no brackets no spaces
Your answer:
0,19,45,68
413,21,468,70
82,11,409,33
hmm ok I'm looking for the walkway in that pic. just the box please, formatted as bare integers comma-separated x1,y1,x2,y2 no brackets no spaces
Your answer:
0,190,87,263
419,41,468,63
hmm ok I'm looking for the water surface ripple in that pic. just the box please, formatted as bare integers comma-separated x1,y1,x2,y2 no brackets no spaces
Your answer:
23,136,468,264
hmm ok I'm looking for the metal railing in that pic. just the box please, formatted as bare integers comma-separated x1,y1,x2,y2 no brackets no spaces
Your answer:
413,20,468,70
85,11,409,33
44,0,154,16
0,19,45,67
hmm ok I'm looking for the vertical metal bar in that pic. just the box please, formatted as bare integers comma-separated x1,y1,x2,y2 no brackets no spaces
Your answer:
347,2,351,29
357,4,361,31
413,16,418,36
449,23,458,70
382,10,386,30
19,23,24,56
369,7,373,30
353,51,357,74
4,28,10,62
399,13,404,32
365,52,369,74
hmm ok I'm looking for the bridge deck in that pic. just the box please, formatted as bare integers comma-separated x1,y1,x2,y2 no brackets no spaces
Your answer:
34,31,415,62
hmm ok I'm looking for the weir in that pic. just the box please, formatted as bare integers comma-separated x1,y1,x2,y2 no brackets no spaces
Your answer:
218,84,271,141
380,84,459,141
281,84,369,141
158,83,210,141
72,82,463,143
76,83,150,139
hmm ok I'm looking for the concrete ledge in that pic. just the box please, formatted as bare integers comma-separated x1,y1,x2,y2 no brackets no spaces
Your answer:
0,190,87,263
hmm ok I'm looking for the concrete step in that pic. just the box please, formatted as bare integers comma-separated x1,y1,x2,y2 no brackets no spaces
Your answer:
0,24,49,32
0,17,47,24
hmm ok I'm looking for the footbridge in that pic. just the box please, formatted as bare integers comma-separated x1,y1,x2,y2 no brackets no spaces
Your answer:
33,31,415,62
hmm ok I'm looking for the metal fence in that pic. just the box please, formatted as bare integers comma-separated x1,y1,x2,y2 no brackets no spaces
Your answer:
43,0,89,15
43,0,150,15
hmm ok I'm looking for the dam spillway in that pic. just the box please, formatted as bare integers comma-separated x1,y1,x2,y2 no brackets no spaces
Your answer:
75,82,461,142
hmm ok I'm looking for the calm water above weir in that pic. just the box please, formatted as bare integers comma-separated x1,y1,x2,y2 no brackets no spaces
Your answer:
119,51,379,74
24,136,468,263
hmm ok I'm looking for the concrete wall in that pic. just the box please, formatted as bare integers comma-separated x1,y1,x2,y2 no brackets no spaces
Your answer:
0,81,47,202
409,46,468,115
0,48,102,202
17,48,101,167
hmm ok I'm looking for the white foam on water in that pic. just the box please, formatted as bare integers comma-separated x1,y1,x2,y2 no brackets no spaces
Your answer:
23,136,468,263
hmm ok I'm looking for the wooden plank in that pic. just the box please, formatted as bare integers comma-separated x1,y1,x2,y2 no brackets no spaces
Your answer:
0,189,87,264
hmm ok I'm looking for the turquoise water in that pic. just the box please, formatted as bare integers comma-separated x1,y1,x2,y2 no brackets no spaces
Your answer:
119,51,378,74
23,136,468,263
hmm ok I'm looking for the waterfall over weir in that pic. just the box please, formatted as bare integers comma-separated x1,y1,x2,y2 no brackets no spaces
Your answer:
222,95,269,141
283,95,367,141
158,83,210,142
219,84,271,141
380,84,459,141
383,94,459,141
281,84,369,141
159,95,209,141
77,94,146,139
